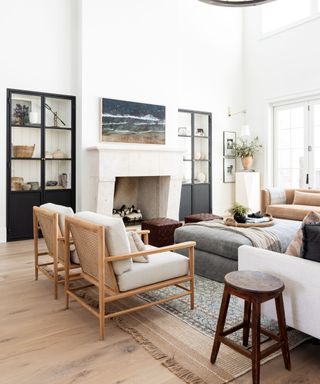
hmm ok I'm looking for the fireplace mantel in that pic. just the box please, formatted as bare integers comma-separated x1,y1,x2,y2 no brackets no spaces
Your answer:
86,145,184,219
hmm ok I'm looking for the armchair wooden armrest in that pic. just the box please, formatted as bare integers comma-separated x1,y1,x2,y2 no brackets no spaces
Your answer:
106,241,196,262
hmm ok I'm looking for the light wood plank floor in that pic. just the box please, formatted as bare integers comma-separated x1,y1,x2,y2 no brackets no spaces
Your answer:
1,240,319,384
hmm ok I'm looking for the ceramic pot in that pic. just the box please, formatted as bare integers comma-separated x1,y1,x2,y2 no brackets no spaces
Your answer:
234,213,246,223
241,156,253,171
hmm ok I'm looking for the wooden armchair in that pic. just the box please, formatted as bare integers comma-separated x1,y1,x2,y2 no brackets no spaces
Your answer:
64,213,195,340
33,206,81,299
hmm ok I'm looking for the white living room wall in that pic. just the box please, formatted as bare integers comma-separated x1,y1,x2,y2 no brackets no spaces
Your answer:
0,0,243,242
79,0,244,215
243,7,320,186
0,0,78,242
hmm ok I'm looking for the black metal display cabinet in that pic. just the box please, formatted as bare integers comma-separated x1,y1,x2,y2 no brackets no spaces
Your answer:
178,109,212,220
6,88,76,241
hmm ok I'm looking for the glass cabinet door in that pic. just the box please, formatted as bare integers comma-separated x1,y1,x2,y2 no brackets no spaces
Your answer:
178,111,192,184
194,113,209,184
10,93,42,191
44,97,72,190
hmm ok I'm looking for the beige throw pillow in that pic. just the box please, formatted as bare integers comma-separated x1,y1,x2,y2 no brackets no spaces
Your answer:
293,191,320,206
127,231,149,263
285,211,320,256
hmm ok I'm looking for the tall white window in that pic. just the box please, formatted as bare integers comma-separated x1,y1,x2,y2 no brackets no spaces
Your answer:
262,0,318,35
274,99,320,188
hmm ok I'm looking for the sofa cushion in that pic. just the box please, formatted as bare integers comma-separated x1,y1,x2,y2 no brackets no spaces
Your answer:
75,211,132,276
302,222,320,262
127,231,149,263
293,191,320,206
117,245,189,291
267,204,320,221
286,211,320,257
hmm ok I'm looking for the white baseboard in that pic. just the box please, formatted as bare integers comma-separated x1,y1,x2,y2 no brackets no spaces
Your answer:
0,227,7,243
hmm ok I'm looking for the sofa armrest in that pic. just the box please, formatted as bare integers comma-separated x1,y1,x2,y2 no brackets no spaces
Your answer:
238,245,320,339
261,189,270,214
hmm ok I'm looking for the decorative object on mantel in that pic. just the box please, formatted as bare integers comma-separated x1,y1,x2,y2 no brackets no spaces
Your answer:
198,0,276,7
232,136,262,171
101,97,165,144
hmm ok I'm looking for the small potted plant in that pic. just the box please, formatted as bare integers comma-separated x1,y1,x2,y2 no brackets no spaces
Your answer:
232,136,262,170
228,203,249,223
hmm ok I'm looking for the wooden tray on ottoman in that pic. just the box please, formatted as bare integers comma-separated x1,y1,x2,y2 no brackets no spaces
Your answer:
224,217,274,228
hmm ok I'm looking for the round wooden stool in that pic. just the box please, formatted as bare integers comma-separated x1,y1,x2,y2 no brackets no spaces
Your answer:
211,271,291,384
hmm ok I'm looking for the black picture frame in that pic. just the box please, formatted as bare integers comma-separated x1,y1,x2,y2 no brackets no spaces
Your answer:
223,158,236,183
223,131,236,157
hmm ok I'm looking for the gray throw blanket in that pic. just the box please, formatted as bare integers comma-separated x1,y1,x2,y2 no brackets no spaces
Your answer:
189,220,282,252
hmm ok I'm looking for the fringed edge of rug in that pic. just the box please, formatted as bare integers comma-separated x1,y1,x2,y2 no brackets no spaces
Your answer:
114,317,207,384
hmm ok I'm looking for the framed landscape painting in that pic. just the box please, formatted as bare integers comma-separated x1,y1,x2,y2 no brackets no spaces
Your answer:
101,98,165,144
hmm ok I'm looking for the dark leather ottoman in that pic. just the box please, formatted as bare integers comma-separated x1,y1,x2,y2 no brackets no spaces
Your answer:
184,213,222,224
141,218,182,247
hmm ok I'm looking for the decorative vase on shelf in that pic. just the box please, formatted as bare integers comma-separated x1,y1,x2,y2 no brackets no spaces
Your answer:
241,156,253,171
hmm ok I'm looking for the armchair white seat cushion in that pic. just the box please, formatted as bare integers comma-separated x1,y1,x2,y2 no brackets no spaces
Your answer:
238,245,320,339
75,211,132,276
117,245,189,292
40,203,79,264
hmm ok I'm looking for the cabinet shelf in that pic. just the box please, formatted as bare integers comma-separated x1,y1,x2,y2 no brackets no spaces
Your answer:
195,135,209,139
45,158,71,161
11,124,42,129
178,134,192,138
11,157,41,160
45,126,72,131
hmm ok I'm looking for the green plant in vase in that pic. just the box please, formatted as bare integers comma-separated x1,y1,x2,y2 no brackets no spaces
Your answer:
232,136,262,170
228,203,249,223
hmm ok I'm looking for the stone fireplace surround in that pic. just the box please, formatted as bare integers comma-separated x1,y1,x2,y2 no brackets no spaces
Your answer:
87,145,184,220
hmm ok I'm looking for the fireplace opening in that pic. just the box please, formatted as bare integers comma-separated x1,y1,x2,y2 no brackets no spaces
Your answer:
112,176,170,224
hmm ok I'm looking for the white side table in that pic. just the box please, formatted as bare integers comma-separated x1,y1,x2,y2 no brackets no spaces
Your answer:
235,172,260,212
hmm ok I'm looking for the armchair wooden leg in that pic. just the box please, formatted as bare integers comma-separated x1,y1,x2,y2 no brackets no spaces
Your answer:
53,258,58,300
190,279,195,310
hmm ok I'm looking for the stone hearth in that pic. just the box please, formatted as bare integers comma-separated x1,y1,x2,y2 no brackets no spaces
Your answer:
87,145,184,220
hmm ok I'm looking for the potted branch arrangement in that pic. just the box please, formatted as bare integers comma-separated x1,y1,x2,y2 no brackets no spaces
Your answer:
232,136,262,171
228,203,249,223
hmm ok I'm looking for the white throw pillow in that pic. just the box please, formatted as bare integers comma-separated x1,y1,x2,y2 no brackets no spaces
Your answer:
127,231,149,263
75,211,132,276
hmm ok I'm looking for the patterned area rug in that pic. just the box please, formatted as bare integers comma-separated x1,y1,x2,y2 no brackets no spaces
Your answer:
140,275,279,343
76,275,309,384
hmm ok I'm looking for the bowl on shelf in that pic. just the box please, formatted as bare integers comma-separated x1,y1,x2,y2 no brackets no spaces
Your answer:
53,149,65,159
22,183,32,191
13,144,35,158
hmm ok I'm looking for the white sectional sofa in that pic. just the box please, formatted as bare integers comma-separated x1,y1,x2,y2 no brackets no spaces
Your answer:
238,245,320,339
